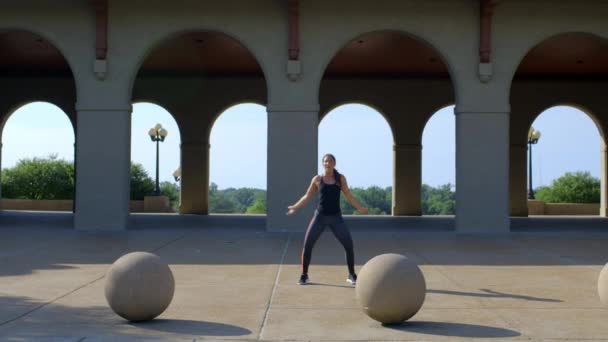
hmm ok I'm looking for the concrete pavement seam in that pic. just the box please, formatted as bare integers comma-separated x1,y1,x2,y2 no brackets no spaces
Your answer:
0,272,106,327
0,233,189,329
423,244,531,339
151,233,189,253
258,233,292,340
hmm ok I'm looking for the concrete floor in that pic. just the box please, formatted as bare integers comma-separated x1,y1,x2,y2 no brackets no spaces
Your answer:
1,216,608,340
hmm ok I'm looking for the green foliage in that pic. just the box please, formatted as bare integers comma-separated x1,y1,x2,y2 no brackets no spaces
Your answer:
0,155,457,215
338,184,455,215
130,163,155,200
159,181,180,210
535,171,600,203
1,155,74,200
421,183,455,215
208,182,236,213
246,193,267,214
1,158,161,202
209,183,267,214
340,186,392,215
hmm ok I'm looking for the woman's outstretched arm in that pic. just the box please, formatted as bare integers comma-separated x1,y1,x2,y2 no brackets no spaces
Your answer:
340,175,369,215
287,176,319,215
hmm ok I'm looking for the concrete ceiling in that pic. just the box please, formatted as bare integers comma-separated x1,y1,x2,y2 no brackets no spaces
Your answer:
515,32,608,78
1,30,607,79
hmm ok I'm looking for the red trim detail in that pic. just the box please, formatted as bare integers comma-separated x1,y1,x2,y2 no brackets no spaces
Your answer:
288,0,300,60
480,0,498,63
90,0,108,60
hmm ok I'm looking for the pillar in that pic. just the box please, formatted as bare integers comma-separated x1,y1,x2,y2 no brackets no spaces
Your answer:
393,144,422,215
510,143,528,216
0,143,2,200
455,109,510,233
266,108,318,231
74,104,131,230
601,140,608,217
180,141,209,214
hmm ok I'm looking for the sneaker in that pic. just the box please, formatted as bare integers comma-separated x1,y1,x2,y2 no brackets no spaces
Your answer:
298,274,309,285
347,273,357,285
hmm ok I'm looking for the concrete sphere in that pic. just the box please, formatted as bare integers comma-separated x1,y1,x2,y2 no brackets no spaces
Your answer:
105,252,175,321
356,253,426,324
599,263,608,306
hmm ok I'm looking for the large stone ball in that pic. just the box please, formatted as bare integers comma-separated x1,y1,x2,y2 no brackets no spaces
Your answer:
356,253,426,324
105,252,175,321
599,263,608,306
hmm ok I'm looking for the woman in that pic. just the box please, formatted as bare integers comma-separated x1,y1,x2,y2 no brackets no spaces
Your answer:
287,153,368,285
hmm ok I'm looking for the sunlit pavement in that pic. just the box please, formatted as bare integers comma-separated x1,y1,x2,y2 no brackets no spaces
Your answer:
1,213,608,340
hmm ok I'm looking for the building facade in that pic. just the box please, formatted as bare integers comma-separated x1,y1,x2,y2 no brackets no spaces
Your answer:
1,0,607,232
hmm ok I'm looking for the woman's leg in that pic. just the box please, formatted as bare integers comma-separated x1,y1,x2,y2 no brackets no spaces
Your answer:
301,212,325,275
329,219,356,275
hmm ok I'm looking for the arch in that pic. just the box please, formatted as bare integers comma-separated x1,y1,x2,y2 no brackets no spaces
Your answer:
209,102,267,191
0,28,79,99
321,101,396,142
521,103,605,145
207,100,267,141
419,103,456,143
509,31,608,93
130,102,182,206
317,29,458,103
319,103,394,194
1,102,76,208
524,105,603,200
1,100,76,136
128,29,270,100
132,100,183,142
421,104,456,188
2,101,75,140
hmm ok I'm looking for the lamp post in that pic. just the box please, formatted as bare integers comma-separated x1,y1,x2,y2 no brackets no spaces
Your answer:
527,126,541,200
173,167,181,182
148,123,168,196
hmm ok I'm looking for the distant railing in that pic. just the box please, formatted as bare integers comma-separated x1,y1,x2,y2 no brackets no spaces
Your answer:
0,197,174,213
528,200,600,216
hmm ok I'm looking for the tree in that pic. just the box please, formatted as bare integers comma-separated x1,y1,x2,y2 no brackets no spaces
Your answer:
422,183,455,215
130,163,155,200
359,186,391,214
2,158,174,204
535,171,600,203
1,155,74,200
246,193,267,214
223,187,260,212
209,192,237,213
160,181,180,211
340,186,391,215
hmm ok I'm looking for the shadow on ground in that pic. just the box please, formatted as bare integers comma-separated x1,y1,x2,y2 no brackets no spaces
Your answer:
428,289,562,302
384,321,521,338
129,319,250,336
0,295,251,338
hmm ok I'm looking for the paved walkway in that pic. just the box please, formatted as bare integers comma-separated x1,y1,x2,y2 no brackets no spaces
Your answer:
1,223,608,340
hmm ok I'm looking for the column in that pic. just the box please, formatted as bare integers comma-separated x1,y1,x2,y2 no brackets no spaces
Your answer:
267,108,318,231
393,144,422,215
74,104,132,230
0,143,2,200
510,143,528,216
180,142,209,214
601,140,608,217
455,109,510,233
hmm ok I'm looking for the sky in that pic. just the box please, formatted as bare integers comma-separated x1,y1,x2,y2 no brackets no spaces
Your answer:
1,102,602,190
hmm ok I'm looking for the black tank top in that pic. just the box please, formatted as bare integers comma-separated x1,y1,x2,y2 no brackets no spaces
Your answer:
317,176,341,215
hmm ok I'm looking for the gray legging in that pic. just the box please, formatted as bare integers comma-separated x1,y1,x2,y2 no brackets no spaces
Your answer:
301,210,355,275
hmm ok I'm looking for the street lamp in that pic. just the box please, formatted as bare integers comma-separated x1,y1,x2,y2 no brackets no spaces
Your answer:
148,123,168,196
527,126,541,200
173,167,181,182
